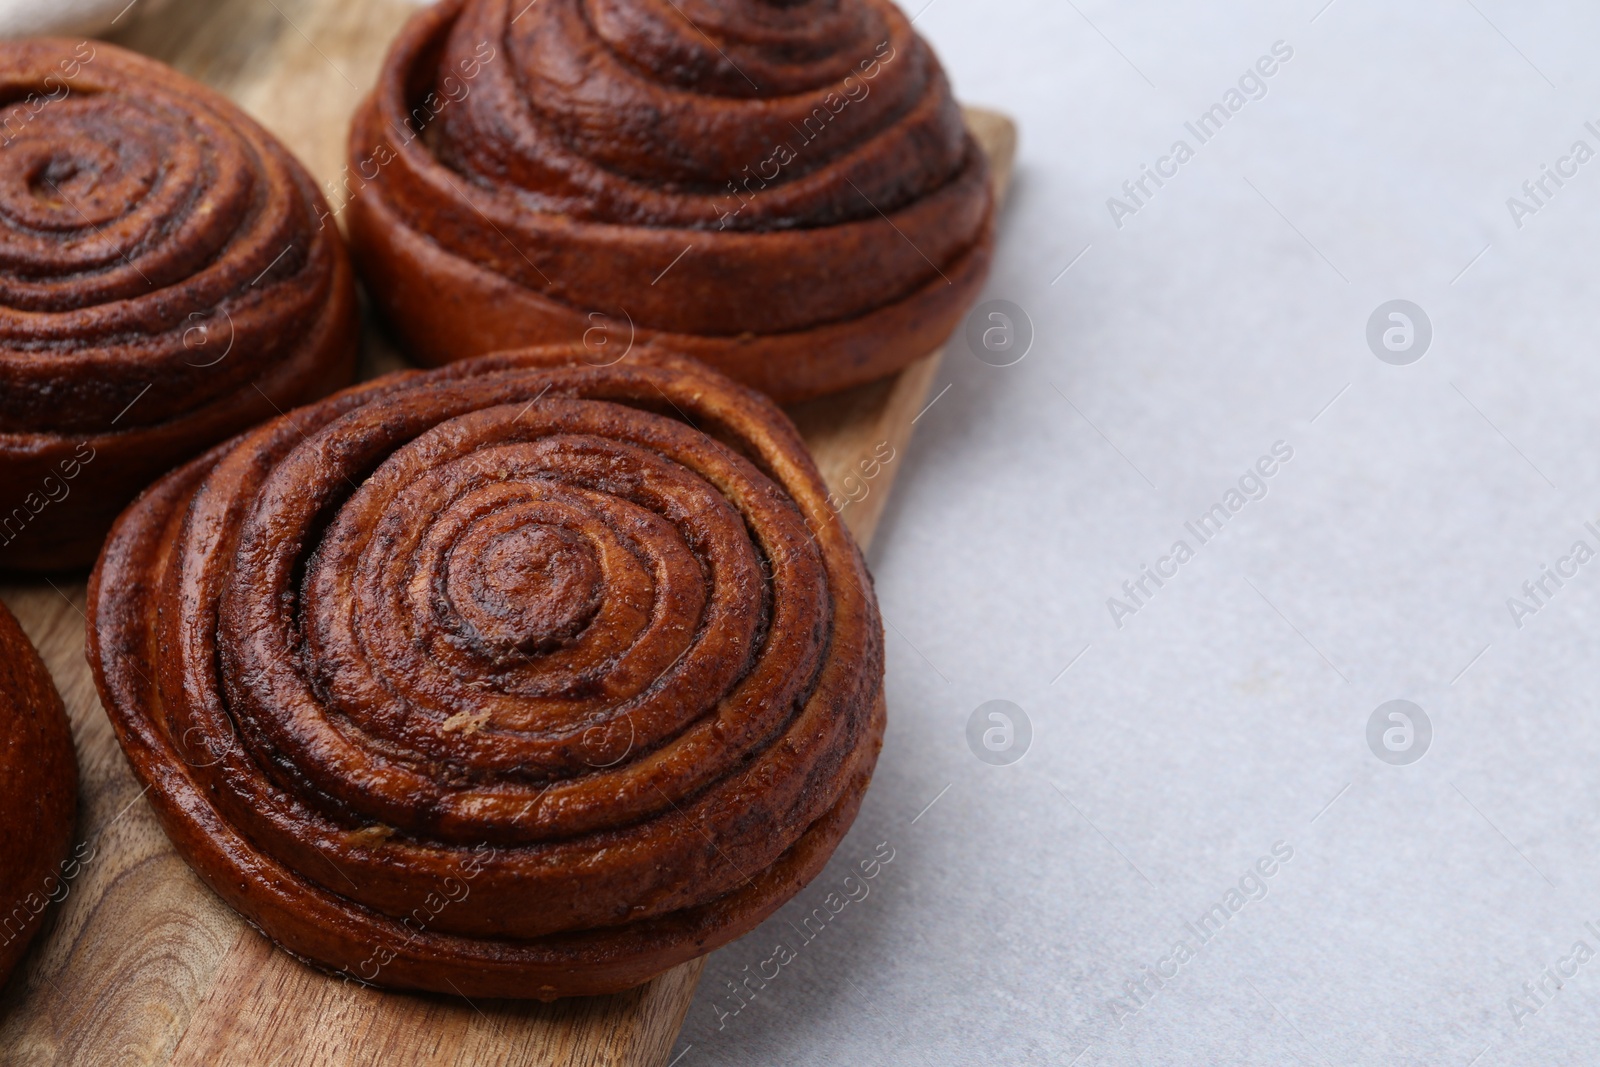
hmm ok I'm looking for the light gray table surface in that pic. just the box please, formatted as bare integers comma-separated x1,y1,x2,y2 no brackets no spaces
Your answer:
679,2,1600,1064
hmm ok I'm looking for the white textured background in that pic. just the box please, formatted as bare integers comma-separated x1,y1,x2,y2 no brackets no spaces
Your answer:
680,2,1600,1064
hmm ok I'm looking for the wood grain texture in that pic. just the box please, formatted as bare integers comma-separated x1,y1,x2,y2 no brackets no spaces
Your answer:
0,2,1017,1062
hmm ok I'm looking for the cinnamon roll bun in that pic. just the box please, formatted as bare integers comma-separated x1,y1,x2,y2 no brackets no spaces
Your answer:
89,346,885,998
0,39,358,571
0,599,77,987
346,0,993,401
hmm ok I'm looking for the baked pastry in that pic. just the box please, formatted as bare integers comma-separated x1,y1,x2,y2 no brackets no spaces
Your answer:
0,38,358,572
0,599,77,986
347,0,994,401
89,346,885,998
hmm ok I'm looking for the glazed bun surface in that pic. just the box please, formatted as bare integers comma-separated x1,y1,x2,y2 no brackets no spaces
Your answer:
0,39,357,570
347,0,993,400
89,347,885,998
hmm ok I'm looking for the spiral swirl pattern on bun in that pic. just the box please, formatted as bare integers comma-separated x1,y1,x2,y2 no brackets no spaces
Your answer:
0,599,77,987
89,347,884,998
0,39,357,571
347,0,993,401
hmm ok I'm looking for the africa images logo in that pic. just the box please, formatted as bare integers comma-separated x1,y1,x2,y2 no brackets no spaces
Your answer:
1105,40,1295,229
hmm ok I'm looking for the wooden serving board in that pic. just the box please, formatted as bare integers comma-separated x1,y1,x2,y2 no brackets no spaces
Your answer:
0,1,1016,1062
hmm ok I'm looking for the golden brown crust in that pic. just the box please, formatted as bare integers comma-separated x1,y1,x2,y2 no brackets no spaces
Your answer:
88,346,885,998
0,600,77,987
0,39,359,572
345,0,994,401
